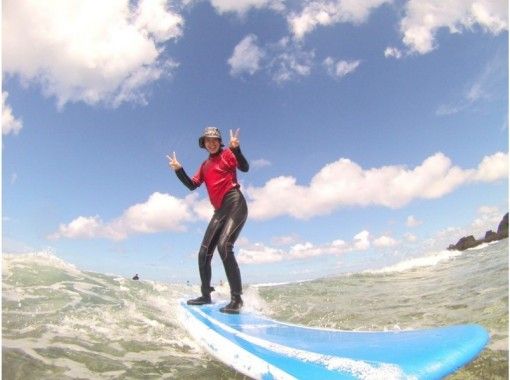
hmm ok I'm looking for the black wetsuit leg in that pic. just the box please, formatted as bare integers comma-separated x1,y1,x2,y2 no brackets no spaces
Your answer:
197,215,222,296
198,188,247,296
217,189,247,296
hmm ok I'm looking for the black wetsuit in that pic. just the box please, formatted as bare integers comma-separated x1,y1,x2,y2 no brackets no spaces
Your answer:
197,188,247,296
175,147,249,297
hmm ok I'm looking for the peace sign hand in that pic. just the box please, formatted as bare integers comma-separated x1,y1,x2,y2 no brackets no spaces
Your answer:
167,151,182,171
229,128,240,149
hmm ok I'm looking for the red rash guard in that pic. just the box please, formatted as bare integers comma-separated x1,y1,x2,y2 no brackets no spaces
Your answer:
175,147,249,210
193,148,239,210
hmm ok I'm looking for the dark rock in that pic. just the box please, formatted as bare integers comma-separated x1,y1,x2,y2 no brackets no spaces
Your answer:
448,212,509,251
496,213,508,239
484,230,499,242
449,235,482,251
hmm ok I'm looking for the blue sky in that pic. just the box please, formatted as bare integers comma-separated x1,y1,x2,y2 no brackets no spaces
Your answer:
2,0,508,284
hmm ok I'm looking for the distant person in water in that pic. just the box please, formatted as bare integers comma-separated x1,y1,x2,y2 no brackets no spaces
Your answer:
167,127,249,314
132,274,139,280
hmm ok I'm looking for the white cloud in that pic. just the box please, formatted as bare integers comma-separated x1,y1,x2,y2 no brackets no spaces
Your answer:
113,192,193,234
2,237,35,254
373,235,398,248
473,152,509,182
2,0,183,108
50,192,197,240
384,47,403,59
228,36,314,83
268,38,315,83
246,151,508,220
51,152,507,241
251,158,272,169
2,92,23,135
435,104,464,117
471,205,505,232
238,244,286,264
210,0,284,15
288,0,392,40
238,204,502,265
191,196,215,221
54,216,112,240
228,34,265,76
271,234,301,246
135,0,184,42
353,230,370,250
404,233,418,243
238,230,370,264
289,242,324,259
406,215,422,227
400,0,508,54
436,53,507,116
323,57,361,78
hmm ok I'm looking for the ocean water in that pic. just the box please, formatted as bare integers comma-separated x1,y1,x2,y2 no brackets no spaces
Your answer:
3,239,508,379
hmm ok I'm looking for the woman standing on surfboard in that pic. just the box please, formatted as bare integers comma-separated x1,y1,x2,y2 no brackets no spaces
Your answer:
167,127,249,314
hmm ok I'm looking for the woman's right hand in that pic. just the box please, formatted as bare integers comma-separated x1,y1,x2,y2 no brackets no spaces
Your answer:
167,151,182,171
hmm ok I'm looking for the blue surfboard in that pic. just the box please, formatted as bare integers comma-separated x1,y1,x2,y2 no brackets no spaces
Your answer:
179,301,489,379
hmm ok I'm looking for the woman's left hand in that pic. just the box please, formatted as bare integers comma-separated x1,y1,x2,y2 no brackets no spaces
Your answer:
229,128,240,149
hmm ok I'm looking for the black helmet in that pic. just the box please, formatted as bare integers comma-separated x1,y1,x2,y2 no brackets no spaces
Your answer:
199,127,223,148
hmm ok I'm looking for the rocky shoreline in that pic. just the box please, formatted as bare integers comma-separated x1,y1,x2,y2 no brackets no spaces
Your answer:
448,212,509,251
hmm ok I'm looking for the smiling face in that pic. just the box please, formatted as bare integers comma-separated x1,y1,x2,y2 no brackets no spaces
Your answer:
204,137,221,154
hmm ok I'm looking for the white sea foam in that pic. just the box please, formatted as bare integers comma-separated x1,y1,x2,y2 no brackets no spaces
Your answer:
3,241,507,379
466,241,502,251
253,281,294,287
253,277,316,287
3,250,81,275
365,249,464,274
243,286,270,313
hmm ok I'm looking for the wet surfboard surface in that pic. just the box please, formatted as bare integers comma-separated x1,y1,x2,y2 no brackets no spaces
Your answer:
179,301,489,379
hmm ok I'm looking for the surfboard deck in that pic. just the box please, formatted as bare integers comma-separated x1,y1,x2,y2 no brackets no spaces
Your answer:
179,300,489,380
